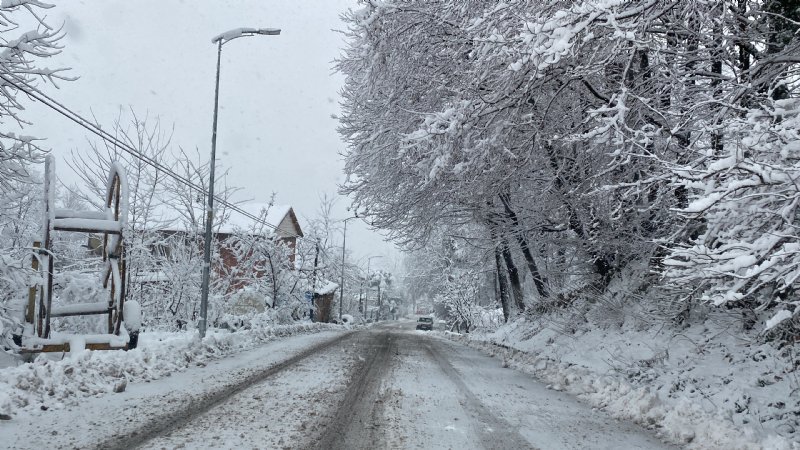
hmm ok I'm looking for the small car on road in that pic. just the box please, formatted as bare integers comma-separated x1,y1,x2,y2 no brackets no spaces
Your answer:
415,317,433,331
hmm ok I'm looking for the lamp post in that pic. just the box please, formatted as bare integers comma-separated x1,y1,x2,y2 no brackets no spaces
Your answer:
199,27,281,338
365,255,383,321
338,216,358,321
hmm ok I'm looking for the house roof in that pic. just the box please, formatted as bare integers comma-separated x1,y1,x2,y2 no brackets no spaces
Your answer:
153,202,303,238
222,203,304,238
223,203,288,234
314,280,339,295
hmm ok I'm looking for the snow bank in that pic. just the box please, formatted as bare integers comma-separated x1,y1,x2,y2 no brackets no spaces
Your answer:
444,318,800,450
0,321,339,419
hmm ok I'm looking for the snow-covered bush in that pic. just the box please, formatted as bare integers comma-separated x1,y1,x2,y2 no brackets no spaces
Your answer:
214,228,302,321
473,307,504,332
435,272,484,333
0,252,32,350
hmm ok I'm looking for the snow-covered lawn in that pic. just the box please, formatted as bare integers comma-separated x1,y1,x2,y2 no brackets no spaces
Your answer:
444,314,799,450
0,321,341,421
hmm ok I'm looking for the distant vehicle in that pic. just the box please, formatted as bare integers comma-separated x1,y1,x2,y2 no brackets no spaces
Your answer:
415,317,433,331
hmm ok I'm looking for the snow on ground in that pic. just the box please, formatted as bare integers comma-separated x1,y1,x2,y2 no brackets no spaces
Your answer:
0,327,348,449
0,320,340,421
443,311,799,450
138,332,357,450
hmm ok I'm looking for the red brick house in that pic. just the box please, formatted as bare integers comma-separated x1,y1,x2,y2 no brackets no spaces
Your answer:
100,203,304,294
213,203,304,269
212,204,303,292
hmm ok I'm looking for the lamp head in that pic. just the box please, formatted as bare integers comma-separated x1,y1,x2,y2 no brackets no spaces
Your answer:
256,28,281,36
212,27,281,44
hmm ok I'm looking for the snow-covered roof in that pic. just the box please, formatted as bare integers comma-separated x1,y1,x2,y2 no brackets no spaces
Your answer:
223,203,291,235
150,202,302,238
314,281,338,296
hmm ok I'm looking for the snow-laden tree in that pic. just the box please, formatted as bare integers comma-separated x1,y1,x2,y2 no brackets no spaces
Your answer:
153,145,239,329
0,1,70,349
68,110,173,315
0,172,41,248
338,0,555,314
298,194,372,319
665,99,800,333
335,1,700,332
403,222,498,326
0,174,40,348
300,194,340,288
434,272,483,333
0,1,71,198
215,228,301,325
339,0,800,338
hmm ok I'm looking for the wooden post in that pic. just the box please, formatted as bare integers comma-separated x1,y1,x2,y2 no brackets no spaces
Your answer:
43,252,54,338
26,241,40,326
42,156,54,338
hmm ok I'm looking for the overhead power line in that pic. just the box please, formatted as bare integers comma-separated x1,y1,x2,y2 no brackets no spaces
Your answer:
0,69,310,243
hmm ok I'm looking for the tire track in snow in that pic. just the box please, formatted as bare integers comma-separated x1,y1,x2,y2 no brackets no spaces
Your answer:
96,331,355,450
313,330,395,450
424,340,539,450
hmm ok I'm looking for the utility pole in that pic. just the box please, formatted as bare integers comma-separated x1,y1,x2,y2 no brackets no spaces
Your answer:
199,27,281,338
311,240,319,293
365,255,383,322
358,278,364,314
337,216,358,321
310,240,319,321
377,274,382,319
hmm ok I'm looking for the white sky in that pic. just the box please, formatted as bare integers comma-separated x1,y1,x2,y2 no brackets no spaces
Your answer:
18,0,398,270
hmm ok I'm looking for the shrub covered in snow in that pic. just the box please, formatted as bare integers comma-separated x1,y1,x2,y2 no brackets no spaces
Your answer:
0,253,31,351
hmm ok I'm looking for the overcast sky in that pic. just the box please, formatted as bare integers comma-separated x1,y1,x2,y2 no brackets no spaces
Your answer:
19,0,399,271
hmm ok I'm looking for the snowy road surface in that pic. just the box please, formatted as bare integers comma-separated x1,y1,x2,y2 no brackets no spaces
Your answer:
312,321,675,450
2,321,677,449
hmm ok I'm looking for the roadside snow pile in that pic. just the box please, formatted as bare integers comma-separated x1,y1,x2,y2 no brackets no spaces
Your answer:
0,321,339,419
446,314,799,450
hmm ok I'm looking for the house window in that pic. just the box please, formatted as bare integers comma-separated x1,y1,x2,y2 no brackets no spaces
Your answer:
152,244,171,260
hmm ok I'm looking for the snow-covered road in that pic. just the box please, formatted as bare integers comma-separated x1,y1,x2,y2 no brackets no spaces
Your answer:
314,321,676,450
2,321,678,449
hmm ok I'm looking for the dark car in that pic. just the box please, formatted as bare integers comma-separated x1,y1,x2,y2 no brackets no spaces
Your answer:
416,317,433,331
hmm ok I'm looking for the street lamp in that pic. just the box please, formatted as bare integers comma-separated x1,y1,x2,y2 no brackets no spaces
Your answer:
199,27,281,338
365,255,383,321
338,215,358,321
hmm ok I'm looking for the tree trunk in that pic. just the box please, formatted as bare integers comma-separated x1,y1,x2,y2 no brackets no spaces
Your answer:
737,0,750,75
498,192,549,299
545,143,617,287
494,246,511,322
500,238,525,313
